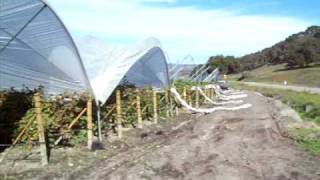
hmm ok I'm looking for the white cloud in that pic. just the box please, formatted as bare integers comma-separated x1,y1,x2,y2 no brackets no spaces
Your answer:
49,0,312,63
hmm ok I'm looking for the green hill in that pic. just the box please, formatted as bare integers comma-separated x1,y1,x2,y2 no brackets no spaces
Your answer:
192,26,320,77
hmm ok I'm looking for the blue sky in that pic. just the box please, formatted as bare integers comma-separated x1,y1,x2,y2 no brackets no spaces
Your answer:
49,0,319,64
147,0,320,20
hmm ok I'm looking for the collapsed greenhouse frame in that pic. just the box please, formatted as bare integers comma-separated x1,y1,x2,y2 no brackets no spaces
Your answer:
81,37,171,105
0,0,173,164
0,0,251,166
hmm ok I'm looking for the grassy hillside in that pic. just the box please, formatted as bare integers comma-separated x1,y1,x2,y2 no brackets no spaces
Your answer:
230,64,320,87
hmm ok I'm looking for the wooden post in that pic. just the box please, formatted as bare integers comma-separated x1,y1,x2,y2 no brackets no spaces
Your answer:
168,89,174,117
34,93,48,166
87,95,93,150
116,90,123,138
136,91,142,128
195,88,199,108
188,91,193,107
183,87,187,101
203,88,207,103
165,90,170,117
152,89,158,124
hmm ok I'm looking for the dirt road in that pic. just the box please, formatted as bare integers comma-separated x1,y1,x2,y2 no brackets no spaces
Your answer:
240,81,320,94
2,91,320,180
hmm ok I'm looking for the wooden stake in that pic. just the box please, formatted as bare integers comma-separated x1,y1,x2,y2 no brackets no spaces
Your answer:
205,89,209,103
87,95,93,150
34,93,48,166
116,90,123,138
165,90,170,117
12,115,35,146
103,105,116,121
136,91,142,128
195,88,199,108
188,91,193,107
183,87,187,101
54,108,87,146
168,89,174,117
152,89,158,124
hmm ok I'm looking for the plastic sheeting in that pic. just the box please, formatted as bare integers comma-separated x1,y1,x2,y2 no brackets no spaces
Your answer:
0,0,91,95
170,87,252,113
203,68,219,82
77,37,170,104
169,55,195,81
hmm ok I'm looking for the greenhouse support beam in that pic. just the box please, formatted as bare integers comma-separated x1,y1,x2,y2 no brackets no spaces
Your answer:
87,96,93,150
136,92,143,128
165,90,170,118
152,89,158,124
195,88,200,108
190,64,206,80
188,91,193,106
116,90,123,138
34,93,49,166
97,106,102,141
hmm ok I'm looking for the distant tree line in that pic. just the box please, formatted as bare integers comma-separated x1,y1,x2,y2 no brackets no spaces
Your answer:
192,26,320,75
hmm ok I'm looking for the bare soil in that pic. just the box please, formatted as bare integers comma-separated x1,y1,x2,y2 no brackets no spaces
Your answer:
1,91,320,180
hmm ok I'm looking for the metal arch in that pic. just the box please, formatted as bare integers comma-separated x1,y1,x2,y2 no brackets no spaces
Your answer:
190,64,206,79
39,0,93,96
193,66,210,82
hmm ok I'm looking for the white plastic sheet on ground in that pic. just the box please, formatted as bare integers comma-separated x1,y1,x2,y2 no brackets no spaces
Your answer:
170,87,252,113
77,37,170,104
0,0,91,95
196,87,243,105
205,84,248,100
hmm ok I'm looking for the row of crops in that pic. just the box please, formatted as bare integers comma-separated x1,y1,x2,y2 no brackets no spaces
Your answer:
0,81,212,164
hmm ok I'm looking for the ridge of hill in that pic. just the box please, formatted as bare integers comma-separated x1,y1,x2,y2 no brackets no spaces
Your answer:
239,25,320,71
194,26,320,76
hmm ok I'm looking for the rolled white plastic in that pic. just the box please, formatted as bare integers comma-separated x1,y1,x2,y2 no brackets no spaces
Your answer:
170,88,252,113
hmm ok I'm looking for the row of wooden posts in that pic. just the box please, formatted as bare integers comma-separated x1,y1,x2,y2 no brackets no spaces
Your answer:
115,89,170,139
17,86,215,166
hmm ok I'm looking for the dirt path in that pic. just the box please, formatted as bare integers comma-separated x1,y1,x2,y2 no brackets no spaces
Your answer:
70,92,320,180
240,81,320,94
2,92,320,180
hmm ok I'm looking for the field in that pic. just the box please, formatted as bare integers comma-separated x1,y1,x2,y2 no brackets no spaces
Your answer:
230,64,320,87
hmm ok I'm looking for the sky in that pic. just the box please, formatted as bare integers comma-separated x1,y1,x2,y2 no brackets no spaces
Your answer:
49,0,320,64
